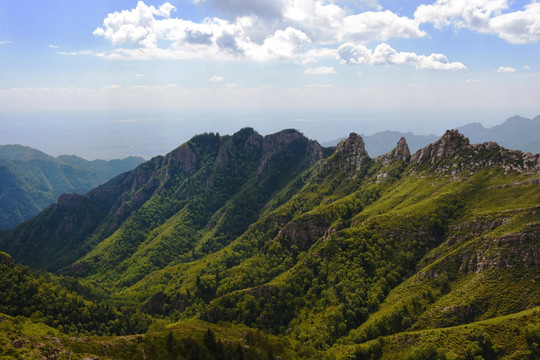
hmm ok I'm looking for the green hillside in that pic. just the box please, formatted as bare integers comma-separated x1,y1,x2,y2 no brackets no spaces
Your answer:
0,129,538,359
0,144,144,230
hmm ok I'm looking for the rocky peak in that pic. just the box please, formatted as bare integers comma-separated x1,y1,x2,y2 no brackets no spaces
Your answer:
377,137,411,165
393,137,411,162
411,130,471,163
331,132,370,172
336,132,367,156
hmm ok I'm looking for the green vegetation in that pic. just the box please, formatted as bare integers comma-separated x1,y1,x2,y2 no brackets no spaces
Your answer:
0,144,143,230
0,129,538,358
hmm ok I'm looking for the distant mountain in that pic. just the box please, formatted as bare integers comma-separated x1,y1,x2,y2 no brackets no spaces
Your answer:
0,145,144,230
322,115,540,157
56,154,144,182
322,131,438,157
0,144,54,161
0,128,538,358
457,115,540,153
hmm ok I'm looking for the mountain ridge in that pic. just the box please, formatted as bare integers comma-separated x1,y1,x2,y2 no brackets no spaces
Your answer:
0,128,538,359
0,144,144,230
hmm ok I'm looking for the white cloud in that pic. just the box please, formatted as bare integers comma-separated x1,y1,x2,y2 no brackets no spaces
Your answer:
337,42,466,70
58,50,94,56
524,65,531,70
225,83,238,88
300,47,337,64
414,0,508,31
489,3,540,44
339,10,426,42
496,66,516,73
91,1,429,62
48,44,59,49
210,75,224,82
0,41,11,45
194,0,285,19
464,78,480,84
134,73,145,77
415,0,540,44
93,1,176,48
244,27,311,61
304,66,337,74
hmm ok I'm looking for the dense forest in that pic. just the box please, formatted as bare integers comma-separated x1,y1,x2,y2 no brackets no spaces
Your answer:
0,128,538,359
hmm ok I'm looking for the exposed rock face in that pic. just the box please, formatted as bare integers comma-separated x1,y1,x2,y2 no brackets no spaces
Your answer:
411,130,471,163
336,132,367,157
330,132,370,172
458,228,540,274
278,213,330,250
393,137,411,162
378,137,411,165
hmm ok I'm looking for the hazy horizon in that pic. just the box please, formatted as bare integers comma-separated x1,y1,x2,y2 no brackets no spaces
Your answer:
1,0,539,159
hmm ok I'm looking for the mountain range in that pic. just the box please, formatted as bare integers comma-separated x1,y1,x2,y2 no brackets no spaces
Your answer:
0,144,144,230
0,128,539,359
323,115,540,156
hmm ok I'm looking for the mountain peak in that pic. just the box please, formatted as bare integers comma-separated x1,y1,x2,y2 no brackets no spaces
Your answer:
411,130,471,163
393,137,411,162
377,137,411,165
336,132,367,156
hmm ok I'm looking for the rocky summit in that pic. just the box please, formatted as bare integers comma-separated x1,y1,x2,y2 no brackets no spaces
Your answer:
0,127,539,360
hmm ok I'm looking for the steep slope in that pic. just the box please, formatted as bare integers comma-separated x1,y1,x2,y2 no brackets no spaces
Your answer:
0,129,538,358
95,130,537,356
0,145,144,229
0,129,324,282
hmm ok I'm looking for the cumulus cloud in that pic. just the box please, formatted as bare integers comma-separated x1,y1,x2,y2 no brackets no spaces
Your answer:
340,10,426,42
496,66,516,73
414,0,507,31
210,75,224,82
415,0,540,44
489,2,540,44
338,42,467,70
92,1,429,61
194,0,285,19
304,66,337,74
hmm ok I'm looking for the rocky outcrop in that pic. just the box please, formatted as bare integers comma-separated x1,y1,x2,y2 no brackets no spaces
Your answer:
378,137,411,165
411,130,471,163
459,228,540,274
278,213,330,250
393,137,411,162
325,133,370,175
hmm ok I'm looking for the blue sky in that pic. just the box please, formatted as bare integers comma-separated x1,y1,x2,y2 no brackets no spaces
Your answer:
0,0,539,159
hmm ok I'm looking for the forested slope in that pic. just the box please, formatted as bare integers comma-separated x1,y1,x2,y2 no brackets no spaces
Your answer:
0,129,538,359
